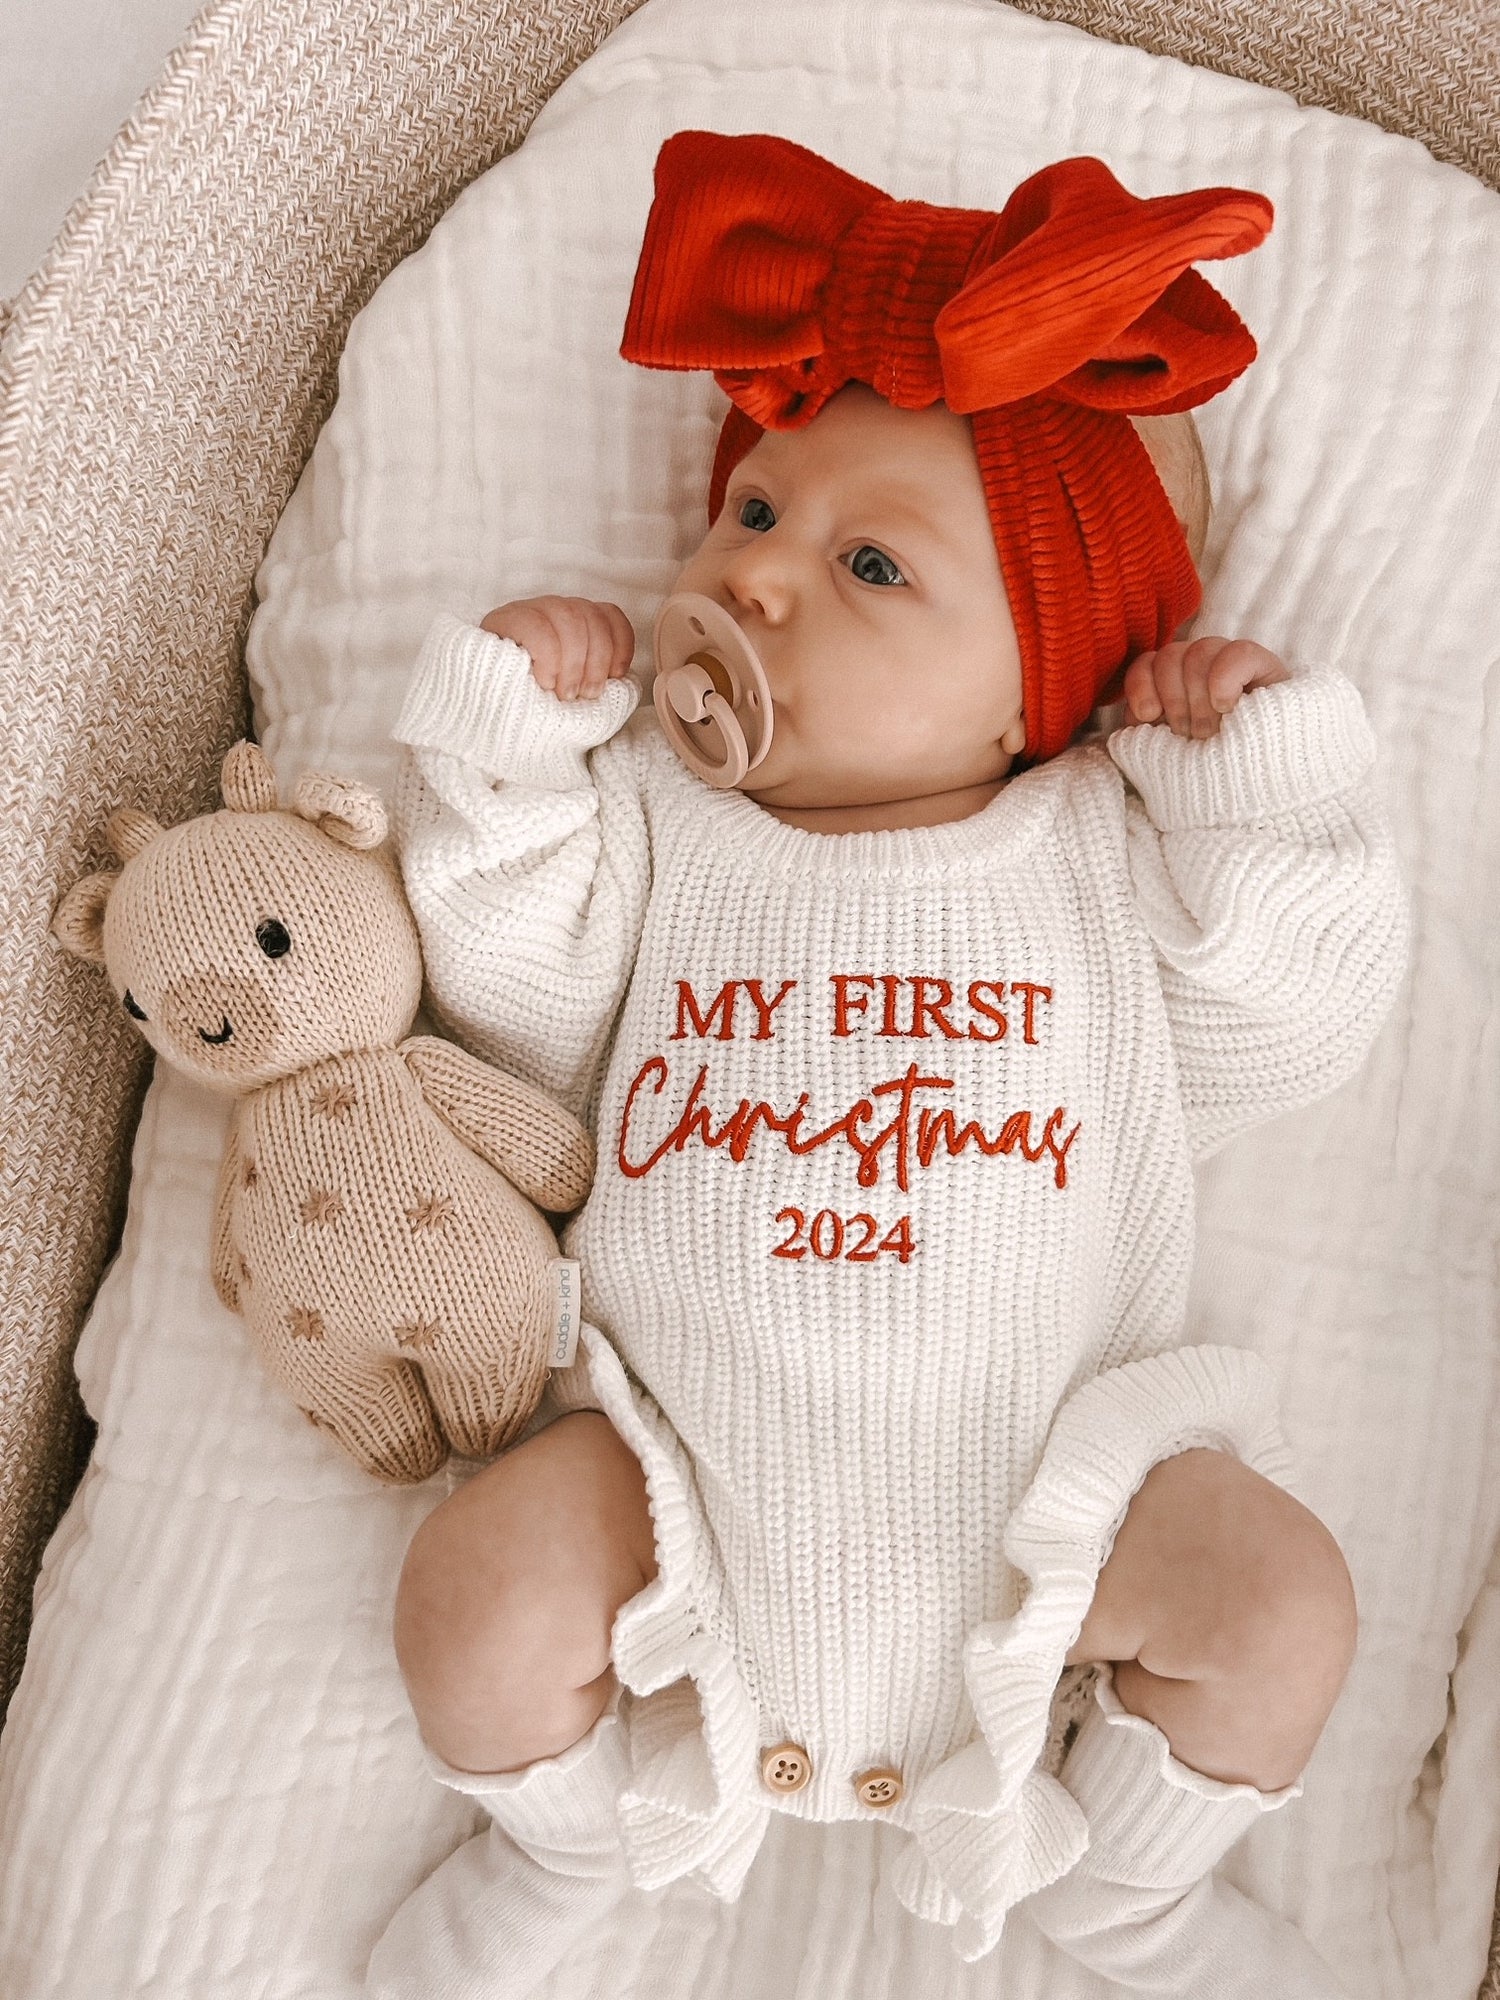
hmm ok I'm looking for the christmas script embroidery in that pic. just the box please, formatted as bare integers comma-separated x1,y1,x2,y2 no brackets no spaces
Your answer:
618,1056,1080,1192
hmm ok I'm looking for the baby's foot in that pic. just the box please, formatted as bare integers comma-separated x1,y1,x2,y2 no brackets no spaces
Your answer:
366,1817,628,1999
1019,1671,1348,1998
365,1707,630,2000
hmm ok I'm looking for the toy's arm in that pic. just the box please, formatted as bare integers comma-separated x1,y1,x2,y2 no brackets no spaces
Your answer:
394,613,651,1123
211,1123,243,1313
402,1033,595,1213
1109,664,1410,1160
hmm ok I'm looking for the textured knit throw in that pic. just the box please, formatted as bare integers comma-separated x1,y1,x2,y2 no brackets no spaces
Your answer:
52,741,596,1482
620,132,1274,759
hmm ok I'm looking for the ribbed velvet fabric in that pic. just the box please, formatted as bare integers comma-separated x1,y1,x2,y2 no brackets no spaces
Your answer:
620,132,1274,759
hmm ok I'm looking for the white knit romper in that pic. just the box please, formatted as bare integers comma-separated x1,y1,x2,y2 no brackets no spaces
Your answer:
395,615,1406,1960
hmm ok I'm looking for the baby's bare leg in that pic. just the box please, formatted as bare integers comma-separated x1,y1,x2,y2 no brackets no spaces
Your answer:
1064,1447,1358,1791
393,1411,656,1774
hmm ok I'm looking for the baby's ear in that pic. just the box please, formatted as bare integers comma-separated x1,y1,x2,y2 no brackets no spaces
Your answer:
292,770,388,850
53,871,120,964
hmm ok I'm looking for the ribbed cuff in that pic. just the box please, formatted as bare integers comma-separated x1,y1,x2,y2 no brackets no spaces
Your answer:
1060,1665,1300,1884
423,1698,626,1843
1108,665,1375,830
395,612,639,790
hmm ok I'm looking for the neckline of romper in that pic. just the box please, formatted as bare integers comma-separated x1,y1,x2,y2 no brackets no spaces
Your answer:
632,712,1085,881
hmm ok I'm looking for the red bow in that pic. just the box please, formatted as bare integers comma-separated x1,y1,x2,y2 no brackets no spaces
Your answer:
621,132,1272,429
621,133,1274,762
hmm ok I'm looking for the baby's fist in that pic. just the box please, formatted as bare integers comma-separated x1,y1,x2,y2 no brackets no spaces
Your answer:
480,595,636,701
1123,636,1291,739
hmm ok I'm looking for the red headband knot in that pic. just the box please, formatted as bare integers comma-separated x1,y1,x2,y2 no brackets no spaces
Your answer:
622,131,1273,761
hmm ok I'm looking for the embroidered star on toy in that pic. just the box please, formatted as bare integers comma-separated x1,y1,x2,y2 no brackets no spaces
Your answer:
405,1192,456,1233
300,1187,345,1225
287,1305,326,1343
394,1314,442,1351
311,1081,357,1121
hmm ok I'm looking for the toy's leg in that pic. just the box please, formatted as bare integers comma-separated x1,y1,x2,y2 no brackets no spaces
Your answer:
271,1343,445,1483
421,1354,540,1462
1020,1447,1354,1996
365,1701,630,2000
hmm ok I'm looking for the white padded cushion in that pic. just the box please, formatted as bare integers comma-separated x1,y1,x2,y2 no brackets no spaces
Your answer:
3,0,1499,1994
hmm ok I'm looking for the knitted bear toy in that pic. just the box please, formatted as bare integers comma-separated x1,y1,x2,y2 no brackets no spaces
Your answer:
53,740,594,1483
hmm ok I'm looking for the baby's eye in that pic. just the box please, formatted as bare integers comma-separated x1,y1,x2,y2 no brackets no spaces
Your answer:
738,497,776,533
843,544,907,587
123,990,147,1021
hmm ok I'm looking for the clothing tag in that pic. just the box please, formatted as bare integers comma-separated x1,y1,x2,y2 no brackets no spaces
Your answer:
549,1258,581,1370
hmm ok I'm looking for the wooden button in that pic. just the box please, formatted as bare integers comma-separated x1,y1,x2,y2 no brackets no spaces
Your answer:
760,1742,813,1794
854,1767,903,1810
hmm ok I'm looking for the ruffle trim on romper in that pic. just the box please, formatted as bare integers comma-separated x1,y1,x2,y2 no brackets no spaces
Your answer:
575,1323,771,1902
891,1341,1295,1962
580,1326,1293,1959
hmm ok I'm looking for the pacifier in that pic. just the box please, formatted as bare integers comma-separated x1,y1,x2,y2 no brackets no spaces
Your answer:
652,592,774,789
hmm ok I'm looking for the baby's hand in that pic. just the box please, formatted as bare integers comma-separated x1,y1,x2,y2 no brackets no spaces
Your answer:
480,596,636,701
1123,636,1291,738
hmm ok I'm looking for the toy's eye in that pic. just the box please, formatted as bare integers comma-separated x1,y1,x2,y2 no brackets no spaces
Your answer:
844,544,906,587
123,990,147,1021
256,918,292,959
738,497,775,533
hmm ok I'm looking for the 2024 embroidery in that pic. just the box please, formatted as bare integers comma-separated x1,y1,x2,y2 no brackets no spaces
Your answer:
772,1207,917,1264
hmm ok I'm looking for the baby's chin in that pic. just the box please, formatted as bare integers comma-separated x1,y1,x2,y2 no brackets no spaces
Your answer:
739,755,1017,830
737,755,883,812
740,739,1010,808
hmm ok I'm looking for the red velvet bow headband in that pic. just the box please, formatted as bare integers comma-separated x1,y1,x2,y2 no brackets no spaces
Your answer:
621,131,1273,761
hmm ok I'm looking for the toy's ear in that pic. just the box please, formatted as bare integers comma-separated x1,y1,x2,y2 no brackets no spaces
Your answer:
292,771,388,850
221,740,280,814
106,807,164,861
53,871,120,964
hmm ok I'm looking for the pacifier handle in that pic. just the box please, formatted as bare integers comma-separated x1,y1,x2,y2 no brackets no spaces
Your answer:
659,661,752,787
652,593,774,790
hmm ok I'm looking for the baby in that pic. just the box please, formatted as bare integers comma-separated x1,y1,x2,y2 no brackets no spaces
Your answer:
367,135,1406,1998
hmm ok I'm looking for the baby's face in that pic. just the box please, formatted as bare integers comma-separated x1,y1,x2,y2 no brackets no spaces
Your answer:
671,384,1026,816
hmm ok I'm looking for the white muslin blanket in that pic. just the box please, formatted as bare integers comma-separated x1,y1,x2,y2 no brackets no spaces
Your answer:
1,0,1498,1995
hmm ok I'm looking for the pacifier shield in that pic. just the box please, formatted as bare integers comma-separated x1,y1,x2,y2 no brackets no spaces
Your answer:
652,592,774,788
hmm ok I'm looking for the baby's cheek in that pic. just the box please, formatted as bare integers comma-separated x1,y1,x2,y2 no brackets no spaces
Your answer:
669,544,716,596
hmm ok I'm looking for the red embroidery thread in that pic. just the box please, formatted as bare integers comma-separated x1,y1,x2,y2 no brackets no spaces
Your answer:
1010,981,1054,1045
617,1056,1081,1191
910,977,964,1039
826,975,1041,1042
671,977,800,1041
671,979,737,1040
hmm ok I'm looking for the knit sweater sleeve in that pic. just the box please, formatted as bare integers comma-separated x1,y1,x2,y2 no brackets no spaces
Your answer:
1107,665,1409,1161
393,613,651,1122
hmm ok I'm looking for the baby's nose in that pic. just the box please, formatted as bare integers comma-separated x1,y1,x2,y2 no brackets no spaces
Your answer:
721,538,796,626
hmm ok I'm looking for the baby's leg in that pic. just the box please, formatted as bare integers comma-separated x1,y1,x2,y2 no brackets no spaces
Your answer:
393,1410,657,1775
1023,1449,1356,1996
1063,1445,1357,1789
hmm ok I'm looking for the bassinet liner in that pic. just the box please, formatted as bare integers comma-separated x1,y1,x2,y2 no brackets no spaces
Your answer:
0,0,1496,1986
